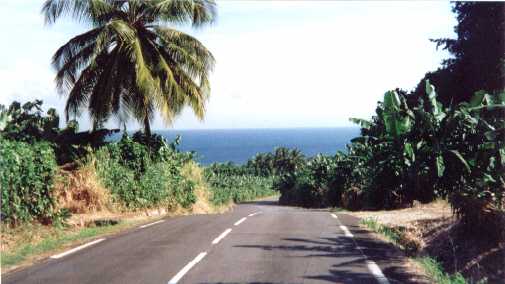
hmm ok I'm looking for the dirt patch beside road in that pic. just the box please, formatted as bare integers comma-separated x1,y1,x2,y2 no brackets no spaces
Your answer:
348,200,504,283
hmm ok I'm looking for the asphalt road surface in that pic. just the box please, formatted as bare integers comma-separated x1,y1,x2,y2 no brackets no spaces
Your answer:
3,198,419,284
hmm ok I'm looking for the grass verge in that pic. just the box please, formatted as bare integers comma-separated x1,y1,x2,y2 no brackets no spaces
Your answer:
1,218,157,273
360,217,470,284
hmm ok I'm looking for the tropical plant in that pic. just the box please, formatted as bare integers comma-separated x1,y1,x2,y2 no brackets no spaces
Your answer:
414,2,505,105
42,0,216,135
245,147,306,176
0,140,58,225
0,100,117,164
93,133,197,209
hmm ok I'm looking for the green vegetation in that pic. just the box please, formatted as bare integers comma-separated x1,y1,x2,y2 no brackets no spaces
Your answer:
204,163,276,205
1,220,138,267
201,147,308,205
277,81,505,240
361,218,468,284
0,140,58,225
93,132,197,210
360,218,403,245
42,0,215,135
0,100,116,164
414,3,505,106
0,100,202,226
416,257,468,284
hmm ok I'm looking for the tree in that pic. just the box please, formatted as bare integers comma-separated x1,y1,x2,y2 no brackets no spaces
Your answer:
413,2,505,105
42,0,216,136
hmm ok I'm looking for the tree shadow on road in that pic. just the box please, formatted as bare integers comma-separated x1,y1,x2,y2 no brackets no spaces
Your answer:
232,229,427,283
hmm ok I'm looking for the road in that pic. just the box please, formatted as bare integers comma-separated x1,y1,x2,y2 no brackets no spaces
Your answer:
3,198,419,284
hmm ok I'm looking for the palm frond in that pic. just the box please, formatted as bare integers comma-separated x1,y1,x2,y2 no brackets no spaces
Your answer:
42,0,121,26
147,0,216,27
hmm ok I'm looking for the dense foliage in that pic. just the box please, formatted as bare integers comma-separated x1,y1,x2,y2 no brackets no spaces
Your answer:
0,140,58,225
0,100,199,224
0,100,117,164
202,149,305,205
205,171,275,205
277,82,505,237
414,2,505,105
94,132,196,209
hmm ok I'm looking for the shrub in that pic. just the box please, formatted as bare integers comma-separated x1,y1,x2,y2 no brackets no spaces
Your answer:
204,165,275,205
276,81,505,237
0,100,119,164
276,154,347,208
93,134,197,210
246,147,306,176
0,139,58,225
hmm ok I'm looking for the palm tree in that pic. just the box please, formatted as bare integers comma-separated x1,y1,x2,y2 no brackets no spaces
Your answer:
42,0,216,136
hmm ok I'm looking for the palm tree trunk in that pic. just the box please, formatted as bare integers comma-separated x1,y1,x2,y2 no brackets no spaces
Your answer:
143,115,152,137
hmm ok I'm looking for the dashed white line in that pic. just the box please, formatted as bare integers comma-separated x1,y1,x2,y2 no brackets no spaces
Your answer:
339,225,354,237
50,238,105,259
247,211,261,217
167,252,207,284
234,217,247,226
366,260,390,284
211,228,232,245
331,213,338,219
139,220,165,228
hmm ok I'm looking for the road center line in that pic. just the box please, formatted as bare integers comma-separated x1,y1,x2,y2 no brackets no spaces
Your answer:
339,225,354,238
247,211,261,217
331,213,338,219
234,217,247,226
167,252,207,284
139,220,164,228
366,260,390,284
211,228,232,245
50,238,105,259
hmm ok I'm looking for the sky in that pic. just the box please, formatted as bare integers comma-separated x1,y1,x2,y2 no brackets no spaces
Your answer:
0,1,456,130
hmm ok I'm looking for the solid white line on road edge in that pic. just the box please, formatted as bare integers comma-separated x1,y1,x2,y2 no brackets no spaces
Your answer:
167,252,207,284
366,260,390,284
139,220,165,228
50,238,105,259
333,215,390,284
234,217,247,226
331,213,338,219
339,225,354,238
247,211,262,217
211,228,232,245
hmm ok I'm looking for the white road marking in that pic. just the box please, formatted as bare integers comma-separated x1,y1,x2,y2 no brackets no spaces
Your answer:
50,238,105,259
211,228,232,245
139,220,165,228
331,213,338,219
167,252,207,284
339,225,354,237
366,260,390,284
247,211,262,217
234,217,247,226
331,214,390,283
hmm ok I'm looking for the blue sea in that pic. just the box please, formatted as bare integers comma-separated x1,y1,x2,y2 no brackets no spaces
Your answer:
145,127,360,165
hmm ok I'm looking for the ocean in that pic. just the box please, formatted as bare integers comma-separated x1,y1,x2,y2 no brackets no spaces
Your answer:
148,127,360,165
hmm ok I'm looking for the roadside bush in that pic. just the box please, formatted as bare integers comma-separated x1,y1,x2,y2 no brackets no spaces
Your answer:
246,147,305,176
0,100,117,164
93,134,197,210
0,139,58,225
276,82,504,239
276,154,347,208
204,166,275,205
